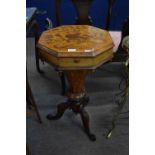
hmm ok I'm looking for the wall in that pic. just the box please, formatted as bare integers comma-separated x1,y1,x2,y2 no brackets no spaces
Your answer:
26,0,129,31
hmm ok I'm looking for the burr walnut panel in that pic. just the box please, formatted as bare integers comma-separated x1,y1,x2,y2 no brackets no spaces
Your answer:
37,25,114,70
39,48,113,70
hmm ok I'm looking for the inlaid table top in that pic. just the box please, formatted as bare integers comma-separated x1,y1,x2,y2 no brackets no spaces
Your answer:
38,25,114,70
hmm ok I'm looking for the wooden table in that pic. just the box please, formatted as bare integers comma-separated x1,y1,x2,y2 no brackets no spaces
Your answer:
37,25,114,141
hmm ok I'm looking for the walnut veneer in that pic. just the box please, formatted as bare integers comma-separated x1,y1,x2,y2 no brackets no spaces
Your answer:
37,25,114,141
38,25,114,70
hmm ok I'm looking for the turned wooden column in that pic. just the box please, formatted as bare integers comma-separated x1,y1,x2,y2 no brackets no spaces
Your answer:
65,70,87,100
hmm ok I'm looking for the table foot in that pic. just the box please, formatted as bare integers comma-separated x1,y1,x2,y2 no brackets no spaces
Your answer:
79,108,96,141
47,102,69,120
70,96,96,141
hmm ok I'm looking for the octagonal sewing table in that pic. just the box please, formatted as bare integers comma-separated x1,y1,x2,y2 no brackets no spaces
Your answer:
37,25,114,141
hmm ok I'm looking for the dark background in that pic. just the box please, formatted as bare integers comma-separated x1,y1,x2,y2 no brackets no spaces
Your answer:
26,0,129,31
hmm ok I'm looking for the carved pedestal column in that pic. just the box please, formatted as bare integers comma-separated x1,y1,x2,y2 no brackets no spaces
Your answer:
65,70,86,100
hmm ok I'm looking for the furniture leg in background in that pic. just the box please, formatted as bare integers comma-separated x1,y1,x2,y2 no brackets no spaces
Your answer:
106,0,116,30
26,77,42,124
26,8,43,74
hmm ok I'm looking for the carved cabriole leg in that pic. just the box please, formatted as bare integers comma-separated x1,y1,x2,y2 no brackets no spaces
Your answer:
65,70,96,141
79,108,96,141
46,70,96,141
47,102,69,120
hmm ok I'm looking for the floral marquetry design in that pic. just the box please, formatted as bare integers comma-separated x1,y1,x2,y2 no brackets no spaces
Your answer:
37,25,114,70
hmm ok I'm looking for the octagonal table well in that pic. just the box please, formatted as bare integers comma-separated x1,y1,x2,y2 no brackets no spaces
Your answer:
37,25,114,70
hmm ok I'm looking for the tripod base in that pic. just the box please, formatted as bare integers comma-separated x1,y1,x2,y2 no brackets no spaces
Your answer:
47,96,96,141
